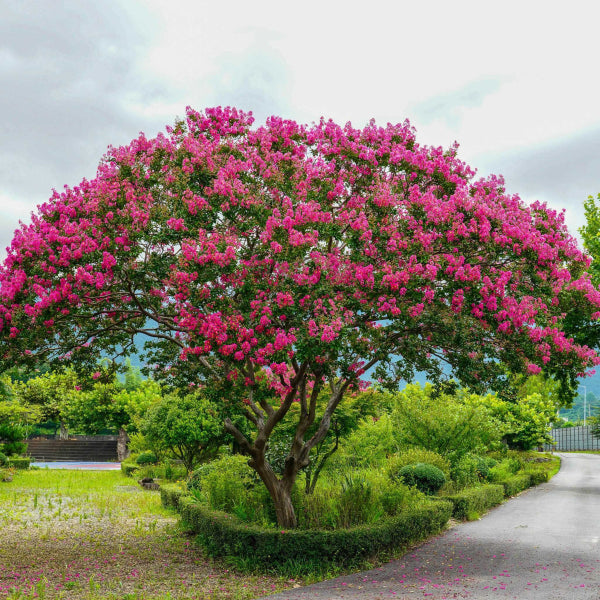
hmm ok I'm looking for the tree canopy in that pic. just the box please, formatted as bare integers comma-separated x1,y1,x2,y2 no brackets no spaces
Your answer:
1,107,599,526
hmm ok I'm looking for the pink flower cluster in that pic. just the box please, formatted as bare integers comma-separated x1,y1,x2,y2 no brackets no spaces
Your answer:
1,105,599,399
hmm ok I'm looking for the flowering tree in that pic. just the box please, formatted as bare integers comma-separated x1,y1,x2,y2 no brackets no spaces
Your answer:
1,107,600,527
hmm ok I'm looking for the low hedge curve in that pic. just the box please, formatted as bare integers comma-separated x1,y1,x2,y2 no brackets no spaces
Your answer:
161,485,453,566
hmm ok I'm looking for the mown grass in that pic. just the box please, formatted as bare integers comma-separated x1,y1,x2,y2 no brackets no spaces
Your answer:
0,469,299,599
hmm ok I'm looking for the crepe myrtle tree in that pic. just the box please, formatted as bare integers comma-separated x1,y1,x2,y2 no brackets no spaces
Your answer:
2,107,600,527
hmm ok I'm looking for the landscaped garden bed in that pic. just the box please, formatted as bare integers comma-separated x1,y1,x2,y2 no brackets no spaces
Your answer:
158,450,560,573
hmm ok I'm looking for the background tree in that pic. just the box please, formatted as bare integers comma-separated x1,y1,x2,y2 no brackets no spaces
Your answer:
562,193,600,353
10,371,78,439
141,391,225,471
392,383,502,462
1,107,600,527
581,193,600,287
66,376,161,460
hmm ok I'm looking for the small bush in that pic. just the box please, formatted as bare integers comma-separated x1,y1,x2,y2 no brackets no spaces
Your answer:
336,475,378,528
379,482,421,516
121,458,139,477
0,422,26,443
0,451,7,467
488,457,522,482
0,467,15,482
7,457,30,469
127,432,151,455
196,454,274,525
396,463,446,495
450,455,481,488
136,450,158,465
387,449,451,479
445,484,505,520
187,461,222,492
161,484,186,509
2,441,28,457
522,458,558,484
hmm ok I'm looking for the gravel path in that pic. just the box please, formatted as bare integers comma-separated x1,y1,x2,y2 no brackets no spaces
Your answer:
259,453,600,600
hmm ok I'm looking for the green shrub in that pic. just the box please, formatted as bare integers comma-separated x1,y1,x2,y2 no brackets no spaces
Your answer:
488,457,522,482
450,454,497,488
526,468,550,486
7,457,30,469
127,432,151,455
0,467,16,482
0,451,7,467
387,449,451,479
169,494,452,570
161,484,186,509
444,484,504,520
196,455,274,525
396,463,446,495
501,473,532,497
2,441,28,457
187,460,222,492
330,413,399,469
379,482,421,516
522,458,558,485
135,450,158,465
473,455,496,480
391,384,502,462
335,474,379,528
0,422,26,443
121,459,139,477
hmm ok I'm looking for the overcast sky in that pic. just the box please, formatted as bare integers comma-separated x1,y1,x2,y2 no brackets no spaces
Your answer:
1,0,599,260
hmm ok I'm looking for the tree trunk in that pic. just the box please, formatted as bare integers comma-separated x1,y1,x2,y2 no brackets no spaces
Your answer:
58,421,69,440
272,484,297,529
117,427,130,461
251,459,298,528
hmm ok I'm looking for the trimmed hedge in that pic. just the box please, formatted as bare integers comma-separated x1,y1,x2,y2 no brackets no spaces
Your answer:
161,485,452,566
8,457,30,469
396,463,446,495
501,473,532,497
444,454,559,520
445,484,504,520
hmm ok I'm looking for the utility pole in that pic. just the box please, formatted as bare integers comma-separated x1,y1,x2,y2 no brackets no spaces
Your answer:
583,386,587,426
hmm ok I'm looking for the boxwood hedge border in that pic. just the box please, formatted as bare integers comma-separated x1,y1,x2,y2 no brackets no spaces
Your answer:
160,455,559,565
161,485,452,566
443,456,558,520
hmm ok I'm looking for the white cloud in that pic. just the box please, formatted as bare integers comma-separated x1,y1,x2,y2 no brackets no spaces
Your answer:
1,0,599,260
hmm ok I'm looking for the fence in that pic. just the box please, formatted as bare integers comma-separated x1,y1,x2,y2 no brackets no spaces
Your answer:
542,425,600,451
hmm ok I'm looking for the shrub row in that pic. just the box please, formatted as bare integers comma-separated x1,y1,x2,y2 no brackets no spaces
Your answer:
161,485,452,567
445,484,505,520
501,472,535,497
445,456,558,519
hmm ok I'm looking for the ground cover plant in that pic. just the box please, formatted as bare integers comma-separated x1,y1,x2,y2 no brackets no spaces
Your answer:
0,469,297,599
2,107,600,530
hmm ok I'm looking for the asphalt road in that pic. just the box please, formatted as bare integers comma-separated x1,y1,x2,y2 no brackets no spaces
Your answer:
260,453,600,600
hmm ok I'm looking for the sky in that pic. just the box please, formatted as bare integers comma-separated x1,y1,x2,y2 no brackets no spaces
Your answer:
1,0,599,261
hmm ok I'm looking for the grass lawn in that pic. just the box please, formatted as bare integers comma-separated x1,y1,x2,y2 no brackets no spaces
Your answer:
0,469,298,599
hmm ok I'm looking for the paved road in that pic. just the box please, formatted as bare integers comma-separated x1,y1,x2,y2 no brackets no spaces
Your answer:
260,453,600,599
